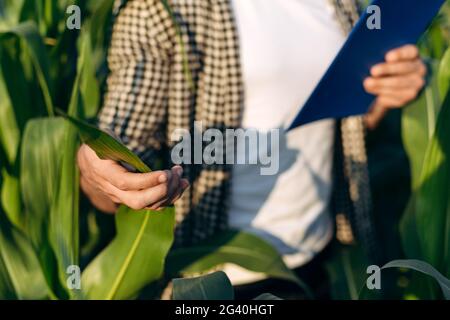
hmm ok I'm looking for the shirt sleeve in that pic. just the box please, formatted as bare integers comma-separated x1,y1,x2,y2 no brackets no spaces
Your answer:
98,0,175,167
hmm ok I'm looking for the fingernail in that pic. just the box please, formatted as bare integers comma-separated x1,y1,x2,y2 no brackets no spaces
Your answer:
371,67,380,76
158,173,167,183
386,53,396,62
364,78,373,87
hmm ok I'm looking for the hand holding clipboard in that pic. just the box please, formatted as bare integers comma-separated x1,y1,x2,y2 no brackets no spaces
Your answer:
287,0,446,130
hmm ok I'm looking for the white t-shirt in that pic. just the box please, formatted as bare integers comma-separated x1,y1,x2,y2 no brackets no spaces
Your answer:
226,0,346,284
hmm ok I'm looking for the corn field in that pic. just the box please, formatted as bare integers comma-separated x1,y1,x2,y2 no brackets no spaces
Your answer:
0,0,449,300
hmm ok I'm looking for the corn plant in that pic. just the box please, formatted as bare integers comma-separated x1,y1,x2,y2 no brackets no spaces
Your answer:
399,53,450,299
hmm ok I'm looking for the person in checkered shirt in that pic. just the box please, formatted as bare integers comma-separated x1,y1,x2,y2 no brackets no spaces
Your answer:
77,0,426,298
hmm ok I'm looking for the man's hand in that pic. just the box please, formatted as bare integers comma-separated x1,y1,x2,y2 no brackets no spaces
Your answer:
77,144,189,213
363,44,427,129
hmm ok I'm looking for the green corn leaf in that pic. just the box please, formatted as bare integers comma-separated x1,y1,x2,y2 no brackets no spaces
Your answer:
0,252,17,300
78,32,100,119
399,196,423,260
79,208,101,259
0,33,43,133
1,169,21,229
166,230,309,296
0,64,19,165
87,0,115,50
20,117,71,299
48,122,80,299
60,113,151,173
402,62,442,191
48,67,84,298
21,118,65,250
0,21,54,116
414,92,450,277
172,271,234,300
0,209,48,300
324,245,369,300
382,260,450,300
401,84,450,280
400,60,450,282
0,0,27,27
82,206,176,300
0,50,23,230
438,48,450,97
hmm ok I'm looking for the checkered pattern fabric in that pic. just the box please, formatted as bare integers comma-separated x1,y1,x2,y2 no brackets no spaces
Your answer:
99,0,375,252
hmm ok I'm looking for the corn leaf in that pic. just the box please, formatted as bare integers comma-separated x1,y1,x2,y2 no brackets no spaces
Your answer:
172,271,234,300
379,260,450,300
0,83,20,227
324,245,369,300
401,48,450,295
48,70,84,298
0,18,64,298
87,0,114,50
20,117,69,299
0,62,19,164
48,122,80,299
21,118,64,249
0,21,54,116
402,62,442,191
82,206,176,300
166,230,308,294
399,196,423,260
1,169,21,228
414,92,450,276
438,48,450,97
0,253,17,300
78,33,100,119
0,33,43,132
0,0,26,27
61,113,151,173
0,209,48,300
0,49,23,230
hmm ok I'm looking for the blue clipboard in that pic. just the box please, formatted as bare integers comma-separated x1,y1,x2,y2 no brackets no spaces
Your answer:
287,0,445,131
